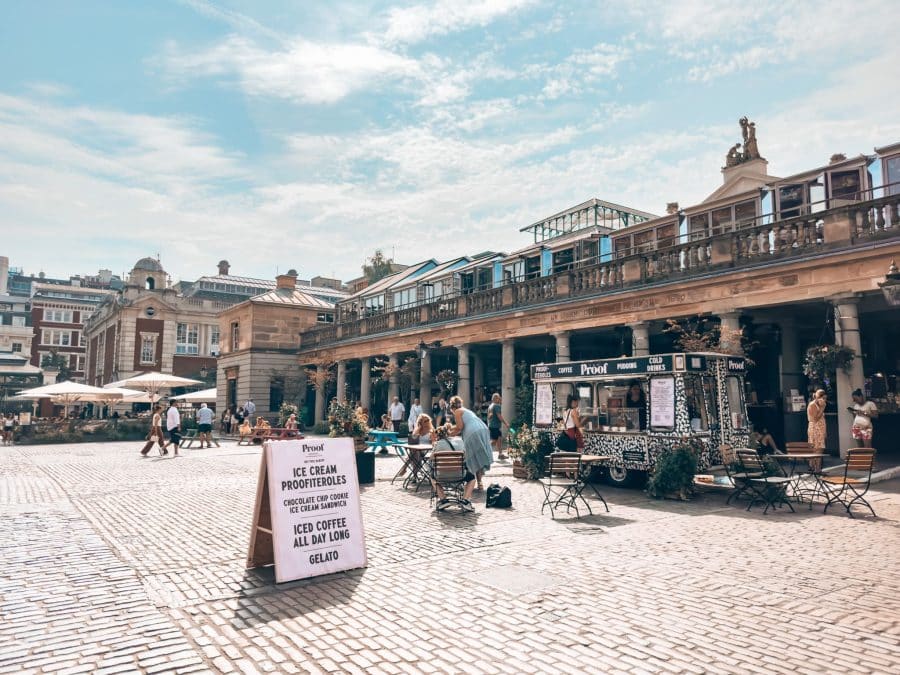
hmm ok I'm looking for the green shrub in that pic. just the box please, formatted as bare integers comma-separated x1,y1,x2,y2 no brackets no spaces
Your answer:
312,421,331,435
647,440,700,500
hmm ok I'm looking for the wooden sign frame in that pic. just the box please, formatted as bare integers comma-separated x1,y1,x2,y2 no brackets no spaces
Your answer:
247,438,367,582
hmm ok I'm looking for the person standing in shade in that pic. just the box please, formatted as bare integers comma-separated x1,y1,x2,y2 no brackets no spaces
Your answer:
849,388,878,447
407,397,422,439
140,404,166,456
806,389,827,470
244,399,256,425
389,396,405,434
164,400,182,456
197,403,214,448
487,393,509,459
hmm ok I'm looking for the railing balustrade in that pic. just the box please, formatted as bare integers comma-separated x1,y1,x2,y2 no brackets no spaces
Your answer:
297,190,900,350
465,288,503,316
512,276,555,306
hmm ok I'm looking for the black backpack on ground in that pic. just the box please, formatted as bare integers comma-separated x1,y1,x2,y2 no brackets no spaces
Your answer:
486,483,512,508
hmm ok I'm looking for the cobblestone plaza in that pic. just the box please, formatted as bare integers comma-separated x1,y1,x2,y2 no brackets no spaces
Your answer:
2,441,900,674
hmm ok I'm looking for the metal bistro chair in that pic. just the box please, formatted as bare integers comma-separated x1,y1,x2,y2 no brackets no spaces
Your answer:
429,450,468,511
539,452,591,519
819,448,877,518
736,449,794,514
720,445,763,505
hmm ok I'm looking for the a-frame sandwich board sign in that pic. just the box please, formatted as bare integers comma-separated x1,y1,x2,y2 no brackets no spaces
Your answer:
247,437,367,583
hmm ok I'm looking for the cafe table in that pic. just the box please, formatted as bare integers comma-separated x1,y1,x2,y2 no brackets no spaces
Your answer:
771,452,827,506
578,454,611,511
393,443,433,490
367,429,400,453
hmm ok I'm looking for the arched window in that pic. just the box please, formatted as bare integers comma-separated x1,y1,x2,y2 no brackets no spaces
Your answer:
145,277,155,290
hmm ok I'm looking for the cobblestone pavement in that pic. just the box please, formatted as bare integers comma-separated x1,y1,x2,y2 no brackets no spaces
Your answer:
2,440,900,674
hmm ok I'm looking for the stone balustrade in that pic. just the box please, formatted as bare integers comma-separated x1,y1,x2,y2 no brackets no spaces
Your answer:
299,193,900,350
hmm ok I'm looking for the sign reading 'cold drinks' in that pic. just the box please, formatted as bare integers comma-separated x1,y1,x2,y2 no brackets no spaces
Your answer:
260,437,367,583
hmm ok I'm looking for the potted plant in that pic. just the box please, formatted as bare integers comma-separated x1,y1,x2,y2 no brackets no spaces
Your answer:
279,402,298,427
646,439,700,501
435,369,457,396
327,400,374,484
508,424,554,480
802,344,855,385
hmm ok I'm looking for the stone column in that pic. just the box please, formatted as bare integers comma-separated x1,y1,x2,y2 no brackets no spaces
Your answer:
628,323,649,356
336,360,347,403
314,367,326,424
554,331,571,362
501,339,516,424
833,297,865,457
419,351,432,415
473,351,484,405
718,311,742,334
388,352,400,402
359,357,371,412
457,345,471,405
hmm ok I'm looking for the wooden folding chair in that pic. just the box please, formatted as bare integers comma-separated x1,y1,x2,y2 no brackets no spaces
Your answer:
820,448,877,518
539,452,591,519
429,450,468,511
736,449,794,514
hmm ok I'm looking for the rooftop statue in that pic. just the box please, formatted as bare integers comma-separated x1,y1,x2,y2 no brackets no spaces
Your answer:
739,116,762,159
725,117,764,167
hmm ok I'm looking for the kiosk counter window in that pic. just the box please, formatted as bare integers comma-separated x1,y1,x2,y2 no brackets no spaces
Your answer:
726,376,748,429
684,375,715,432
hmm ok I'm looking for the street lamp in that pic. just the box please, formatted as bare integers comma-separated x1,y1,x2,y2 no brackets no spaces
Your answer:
879,259,900,307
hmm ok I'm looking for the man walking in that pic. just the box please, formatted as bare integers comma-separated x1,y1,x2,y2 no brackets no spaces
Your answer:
488,393,509,459
389,396,405,434
244,398,256,425
165,400,182,456
197,402,214,448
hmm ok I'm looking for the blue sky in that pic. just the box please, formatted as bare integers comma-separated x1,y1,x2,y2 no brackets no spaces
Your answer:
1,0,899,284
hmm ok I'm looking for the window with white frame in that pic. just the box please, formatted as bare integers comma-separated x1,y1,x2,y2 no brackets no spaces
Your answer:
43,309,73,323
75,355,85,372
317,312,334,324
43,329,71,346
175,323,199,354
12,342,22,353
424,281,443,301
12,316,25,327
140,334,157,365
392,287,415,309
364,295,384,315
77,332,86,347
209,325,220,353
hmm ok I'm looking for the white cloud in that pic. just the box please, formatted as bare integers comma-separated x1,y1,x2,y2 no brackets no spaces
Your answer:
159,35,421,105
382,0,536,45
530,42,631,100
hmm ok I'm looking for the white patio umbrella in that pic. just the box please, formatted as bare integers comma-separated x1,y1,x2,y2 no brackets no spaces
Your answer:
16,381,119,417
109,371,203,403
170,387,217,403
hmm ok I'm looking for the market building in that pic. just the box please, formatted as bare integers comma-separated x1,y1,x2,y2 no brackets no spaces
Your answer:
296,122,900,458
214,270,339,420
83,257,224,387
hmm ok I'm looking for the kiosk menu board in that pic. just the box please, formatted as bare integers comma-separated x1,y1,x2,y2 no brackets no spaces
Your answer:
247,437,367,583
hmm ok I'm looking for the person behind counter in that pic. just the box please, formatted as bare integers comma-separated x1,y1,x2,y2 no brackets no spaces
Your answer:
625,381,647,431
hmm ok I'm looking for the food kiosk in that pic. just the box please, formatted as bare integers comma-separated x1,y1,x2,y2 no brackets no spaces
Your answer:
531,352,751,486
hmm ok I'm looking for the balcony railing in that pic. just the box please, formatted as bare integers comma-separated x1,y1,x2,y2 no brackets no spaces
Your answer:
300,188,900,350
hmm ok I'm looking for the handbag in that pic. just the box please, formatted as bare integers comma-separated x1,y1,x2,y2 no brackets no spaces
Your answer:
555,411,576,451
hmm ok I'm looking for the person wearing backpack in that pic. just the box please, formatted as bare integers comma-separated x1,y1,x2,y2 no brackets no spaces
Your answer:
487,393,509,459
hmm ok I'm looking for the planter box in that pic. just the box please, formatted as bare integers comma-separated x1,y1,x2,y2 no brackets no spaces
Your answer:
355,450,375,485
512,460,528,479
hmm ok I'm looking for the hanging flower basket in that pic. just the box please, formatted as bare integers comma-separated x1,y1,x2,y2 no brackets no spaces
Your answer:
802,344,856,383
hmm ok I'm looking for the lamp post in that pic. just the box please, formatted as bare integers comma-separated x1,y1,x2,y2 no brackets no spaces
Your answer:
878,259,900,307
